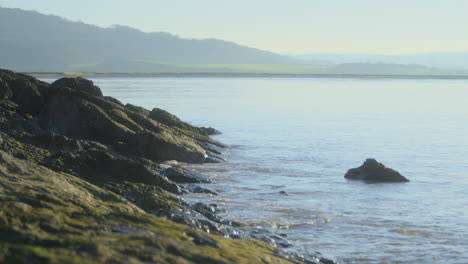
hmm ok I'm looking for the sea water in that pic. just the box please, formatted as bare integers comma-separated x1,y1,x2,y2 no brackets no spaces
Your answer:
45,77,468,263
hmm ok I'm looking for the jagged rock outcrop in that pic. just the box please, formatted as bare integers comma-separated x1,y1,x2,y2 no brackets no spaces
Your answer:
0,69,219,193
149,107,221,136
160,167,212,183
50,76,103,97
345,158,410,182
37,82,208,163
0,69,47,115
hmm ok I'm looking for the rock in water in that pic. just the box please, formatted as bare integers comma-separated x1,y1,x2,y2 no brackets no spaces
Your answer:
345,158,410,182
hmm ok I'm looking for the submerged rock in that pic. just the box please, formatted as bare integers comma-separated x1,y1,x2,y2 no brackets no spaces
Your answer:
345,158,410,182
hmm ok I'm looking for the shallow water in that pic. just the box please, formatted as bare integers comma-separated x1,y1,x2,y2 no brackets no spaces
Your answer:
44,77,468,263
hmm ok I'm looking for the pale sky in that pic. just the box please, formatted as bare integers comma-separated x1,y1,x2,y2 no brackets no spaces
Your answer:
1,0,468,54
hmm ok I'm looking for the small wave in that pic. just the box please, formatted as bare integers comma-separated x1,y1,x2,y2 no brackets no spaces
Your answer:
240,187,260,191
350,222,384,228
271,208,323,215
392,229,431,237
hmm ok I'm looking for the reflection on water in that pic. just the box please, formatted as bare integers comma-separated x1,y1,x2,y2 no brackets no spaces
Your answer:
42,77,468,263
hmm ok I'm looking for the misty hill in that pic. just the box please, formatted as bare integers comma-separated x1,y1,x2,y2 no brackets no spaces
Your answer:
1,7,467,75
325,63,437,75
293,53,468,70
0,7,297,72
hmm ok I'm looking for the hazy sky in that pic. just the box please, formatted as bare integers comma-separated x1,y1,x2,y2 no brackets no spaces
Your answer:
1,0,468,54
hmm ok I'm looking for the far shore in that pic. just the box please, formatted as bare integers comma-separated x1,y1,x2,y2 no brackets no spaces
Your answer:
25,71,468,80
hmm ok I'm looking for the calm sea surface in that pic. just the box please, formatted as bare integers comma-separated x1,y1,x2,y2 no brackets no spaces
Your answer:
44,77,468,263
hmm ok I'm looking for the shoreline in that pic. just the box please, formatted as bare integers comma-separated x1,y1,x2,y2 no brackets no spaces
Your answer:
0,69,337,264
25,71,468,80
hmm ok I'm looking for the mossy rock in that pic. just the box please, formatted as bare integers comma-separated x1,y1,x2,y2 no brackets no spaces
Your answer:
149,108,221,136
0,151,306,264
125,103,150,116
103,182,186,215
45,148,181,193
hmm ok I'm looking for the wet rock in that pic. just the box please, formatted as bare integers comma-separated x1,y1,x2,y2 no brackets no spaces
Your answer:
345,158,410,182
186,184,219,195
192,202,222,222
50,77,103,97
204,155,226,163
0,150,306,264
102,182,234,236
160,167,212,183
201,142,225,155
200,127,222,135
220,219,244,228
288,251,340,264
247,228,293,249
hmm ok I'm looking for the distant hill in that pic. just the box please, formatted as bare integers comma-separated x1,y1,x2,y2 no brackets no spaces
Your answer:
292,53,468,70
0,7,297,72
325,63,436,75
1,7,467,75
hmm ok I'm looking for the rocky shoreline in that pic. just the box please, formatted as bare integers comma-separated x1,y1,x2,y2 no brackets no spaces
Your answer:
0,69,336,264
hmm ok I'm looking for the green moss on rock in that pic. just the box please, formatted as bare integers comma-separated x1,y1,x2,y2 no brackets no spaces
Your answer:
0,151,304,264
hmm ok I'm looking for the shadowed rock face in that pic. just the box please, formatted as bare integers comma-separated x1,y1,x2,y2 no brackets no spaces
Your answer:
0,77,13,100
345,158,410,182
50,76,103,97
0,69,219,187
0,69,47,115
